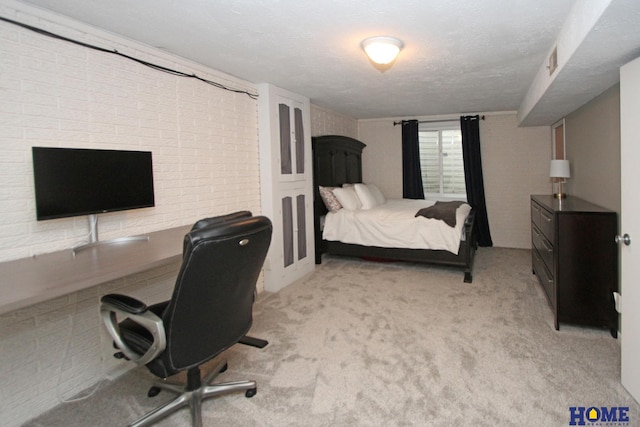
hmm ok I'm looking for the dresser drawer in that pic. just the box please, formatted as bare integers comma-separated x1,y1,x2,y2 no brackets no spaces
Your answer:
533,249,556,309
531,201,541,229
538,205,554,244
532,224,554,272
531,200,554,243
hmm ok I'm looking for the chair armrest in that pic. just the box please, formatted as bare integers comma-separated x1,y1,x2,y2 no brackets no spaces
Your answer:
100,294,166,366
100,293,148,314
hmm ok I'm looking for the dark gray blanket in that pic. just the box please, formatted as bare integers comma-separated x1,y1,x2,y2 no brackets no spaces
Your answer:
415,201,466,227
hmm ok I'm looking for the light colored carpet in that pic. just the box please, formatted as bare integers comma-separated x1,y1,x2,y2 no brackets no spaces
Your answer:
25,248,638,426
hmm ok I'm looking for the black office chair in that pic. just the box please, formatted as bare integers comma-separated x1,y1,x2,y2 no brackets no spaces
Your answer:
100,213,272,427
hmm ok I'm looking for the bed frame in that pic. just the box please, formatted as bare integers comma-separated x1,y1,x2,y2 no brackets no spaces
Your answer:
312,135,477,283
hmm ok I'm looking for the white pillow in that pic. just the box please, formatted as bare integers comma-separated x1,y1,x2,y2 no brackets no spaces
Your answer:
367,184,387,205
332,187,362,210
354,183,378,210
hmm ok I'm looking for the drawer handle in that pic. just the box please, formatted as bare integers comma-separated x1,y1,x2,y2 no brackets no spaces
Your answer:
542,215,552,222
539,239,552,252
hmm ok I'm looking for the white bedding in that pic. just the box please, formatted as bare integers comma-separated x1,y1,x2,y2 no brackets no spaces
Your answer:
322,199,471,255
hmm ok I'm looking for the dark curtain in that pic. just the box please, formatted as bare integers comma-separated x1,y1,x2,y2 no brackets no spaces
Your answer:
401,120,425,199
460,115,493,247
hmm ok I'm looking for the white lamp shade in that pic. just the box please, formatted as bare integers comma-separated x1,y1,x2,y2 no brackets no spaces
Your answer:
550,159,570,178
361,36,404,65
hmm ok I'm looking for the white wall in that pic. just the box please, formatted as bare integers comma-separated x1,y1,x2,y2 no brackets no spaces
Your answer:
310,104,358,138
358,113,551,249
0,3,260,425
480,114,550,248
564,83,620,213
357,119,403,198
0,9,261,263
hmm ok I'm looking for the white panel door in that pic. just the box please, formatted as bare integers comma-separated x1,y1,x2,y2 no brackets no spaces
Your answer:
620,55,640,404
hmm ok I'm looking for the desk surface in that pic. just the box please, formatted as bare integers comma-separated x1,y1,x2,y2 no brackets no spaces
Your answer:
0,225,191,315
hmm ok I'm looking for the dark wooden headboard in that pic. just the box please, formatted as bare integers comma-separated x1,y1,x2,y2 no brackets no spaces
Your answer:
312,135,366,188
311,135,366,262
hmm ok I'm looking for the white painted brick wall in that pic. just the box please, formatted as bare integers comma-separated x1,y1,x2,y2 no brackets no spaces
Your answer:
0,2,261,425
310,104,358,138
0,7,261,263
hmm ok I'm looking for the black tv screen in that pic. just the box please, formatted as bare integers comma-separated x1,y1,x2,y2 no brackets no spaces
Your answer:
32,147,155,221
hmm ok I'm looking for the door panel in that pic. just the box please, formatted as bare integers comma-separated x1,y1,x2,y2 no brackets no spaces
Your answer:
620,56,640,403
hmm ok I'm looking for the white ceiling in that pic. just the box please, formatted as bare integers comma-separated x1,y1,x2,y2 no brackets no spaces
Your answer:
15,0,640,125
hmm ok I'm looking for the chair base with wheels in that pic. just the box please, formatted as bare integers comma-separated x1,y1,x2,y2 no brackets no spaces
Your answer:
129,359,256,427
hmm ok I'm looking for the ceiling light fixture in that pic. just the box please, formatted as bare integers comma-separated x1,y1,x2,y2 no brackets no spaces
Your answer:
361,36,404,66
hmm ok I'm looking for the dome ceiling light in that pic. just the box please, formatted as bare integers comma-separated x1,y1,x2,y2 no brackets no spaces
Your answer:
360,36,404,67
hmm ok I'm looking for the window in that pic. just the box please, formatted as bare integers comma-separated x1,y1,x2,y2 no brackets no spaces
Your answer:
418,122,466,199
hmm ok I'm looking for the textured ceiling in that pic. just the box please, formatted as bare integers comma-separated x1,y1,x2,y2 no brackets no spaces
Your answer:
14,0,640,125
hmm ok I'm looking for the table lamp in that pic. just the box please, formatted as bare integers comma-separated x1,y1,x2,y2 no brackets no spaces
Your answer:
550,159,570,199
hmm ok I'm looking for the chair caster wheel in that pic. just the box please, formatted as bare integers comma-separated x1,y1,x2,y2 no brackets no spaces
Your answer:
245,388,257,398
148,386,161,397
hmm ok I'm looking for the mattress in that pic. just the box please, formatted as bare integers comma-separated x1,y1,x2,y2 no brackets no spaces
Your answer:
322,199,471,255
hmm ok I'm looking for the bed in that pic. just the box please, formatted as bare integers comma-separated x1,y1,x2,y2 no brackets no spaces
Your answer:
312,135,477,283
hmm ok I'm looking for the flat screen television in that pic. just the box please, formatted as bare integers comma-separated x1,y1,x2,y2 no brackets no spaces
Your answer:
32,147,155,221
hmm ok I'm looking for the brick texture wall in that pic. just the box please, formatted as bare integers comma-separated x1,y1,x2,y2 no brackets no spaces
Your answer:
0,3,260,425
310,104,358,138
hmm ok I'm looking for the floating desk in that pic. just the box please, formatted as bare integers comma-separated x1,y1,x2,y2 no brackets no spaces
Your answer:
0,225,191,315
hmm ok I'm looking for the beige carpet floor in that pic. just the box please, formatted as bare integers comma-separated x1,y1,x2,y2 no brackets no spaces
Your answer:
25,248,639,426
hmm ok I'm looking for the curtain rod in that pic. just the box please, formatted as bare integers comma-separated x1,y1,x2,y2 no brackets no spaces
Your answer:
393,115,485,126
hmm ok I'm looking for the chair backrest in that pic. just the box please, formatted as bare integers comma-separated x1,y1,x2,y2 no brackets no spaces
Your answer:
190,210,252,231
161,215,272,371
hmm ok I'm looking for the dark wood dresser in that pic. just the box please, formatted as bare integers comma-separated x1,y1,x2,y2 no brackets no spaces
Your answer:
530,195,618,337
